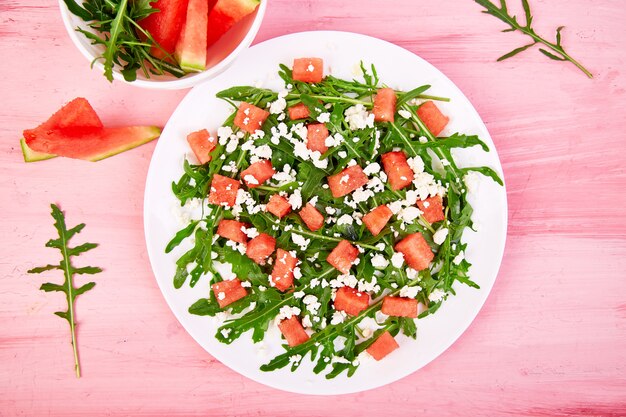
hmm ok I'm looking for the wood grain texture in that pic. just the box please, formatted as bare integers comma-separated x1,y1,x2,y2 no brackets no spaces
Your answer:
1,0,625,415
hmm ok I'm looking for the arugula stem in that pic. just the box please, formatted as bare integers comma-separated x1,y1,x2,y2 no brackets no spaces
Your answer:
59,222,81,378
290,227,379,251
286,93,371,107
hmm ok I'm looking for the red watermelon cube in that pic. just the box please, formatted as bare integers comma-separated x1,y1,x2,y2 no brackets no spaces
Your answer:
327,165,369,198
216,219,249,244
417,101,449,137
306,123,329,154
373,88,397,122
278,316,309,347
211,278,248,308
334,286,370,316
187,129,216,164
417,195,445,224
381,151,414,191
299,203,324,232
381,296,418,318
394,233,434,271
234,102,270,134
266,194,291,218
362,205,393,236
241,159,275,188
327,240,359,274
366,331,399,361
245,233,276,265
288,103,310,120
208,174,240,207
292,58,324,83
270,248,298,292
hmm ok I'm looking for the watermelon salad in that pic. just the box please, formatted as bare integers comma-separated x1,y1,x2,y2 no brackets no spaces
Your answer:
166,58,503,378
63,0,260,81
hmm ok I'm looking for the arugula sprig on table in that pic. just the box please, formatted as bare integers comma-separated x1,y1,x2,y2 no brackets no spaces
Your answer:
474,0,592,78
28,204,102,378
63,0,185,81
166,63,502,378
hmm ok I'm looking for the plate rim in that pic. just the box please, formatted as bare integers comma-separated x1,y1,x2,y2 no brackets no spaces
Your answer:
143,30,508,395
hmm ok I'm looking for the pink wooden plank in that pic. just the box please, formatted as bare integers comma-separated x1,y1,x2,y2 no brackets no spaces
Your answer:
1,0,625,415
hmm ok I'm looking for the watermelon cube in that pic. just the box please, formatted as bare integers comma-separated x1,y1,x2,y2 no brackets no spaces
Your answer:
373,88,397,123
270,248,298,292
362,205,393,236
306,123,329,154
327,165,369,198
334,286,370,316
299,203,324,232
394,233,434,271
138,0,189,60
292,58,324,83
266,194,291,218
366,331,399,361
326,240,359,274
381,296,418,318
217,219,249,244
241,159,275,188
187,129,216,164
245,233,276,265
208,174,240,207
381,151,414,191
288,103,310,120
417,101,449,137
417,195,446,224
278,316,309,347
234,102,270,134
211,278,248,308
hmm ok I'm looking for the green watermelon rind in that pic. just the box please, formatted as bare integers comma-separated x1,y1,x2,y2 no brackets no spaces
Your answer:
20,138,56,162
87,126,162,162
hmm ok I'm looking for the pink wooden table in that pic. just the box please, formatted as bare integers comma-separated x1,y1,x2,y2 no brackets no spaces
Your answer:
1,1,625,415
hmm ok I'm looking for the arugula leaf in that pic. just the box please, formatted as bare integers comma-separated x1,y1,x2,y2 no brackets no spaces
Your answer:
474,0,592,78
28,204,102,378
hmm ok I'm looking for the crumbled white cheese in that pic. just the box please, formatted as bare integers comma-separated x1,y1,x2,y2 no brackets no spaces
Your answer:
391,252,405,268
269,97,286,114
399,285,422,298
277,305,301,320
330,310,347,325
399,206,422,223
317,112,331,123
291,233,310,250
363,162,381,176
344,104,375,130
370,254,389,269
407,156,425,174
288,189,303,210
243,174,259,185
337,214,353,226
433,227,449,245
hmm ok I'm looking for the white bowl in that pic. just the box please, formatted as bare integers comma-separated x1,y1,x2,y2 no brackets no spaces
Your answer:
58,0,268,89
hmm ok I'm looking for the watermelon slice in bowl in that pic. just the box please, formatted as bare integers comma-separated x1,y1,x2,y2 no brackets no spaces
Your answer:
58,0,267,89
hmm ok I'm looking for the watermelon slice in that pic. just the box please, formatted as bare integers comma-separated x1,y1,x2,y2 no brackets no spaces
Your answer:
24,126,161,162
20,97,103,162
207,0,260,48
139,0,190,60
175,0,209,72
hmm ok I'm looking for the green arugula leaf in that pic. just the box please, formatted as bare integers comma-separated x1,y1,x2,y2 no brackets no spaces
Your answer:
28,204,102,378
474,0,592,78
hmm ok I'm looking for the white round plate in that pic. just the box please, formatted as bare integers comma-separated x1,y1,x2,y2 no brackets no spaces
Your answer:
144,31,507,395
